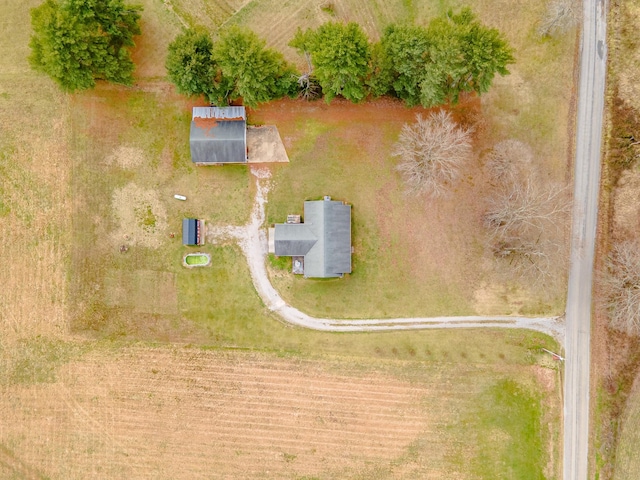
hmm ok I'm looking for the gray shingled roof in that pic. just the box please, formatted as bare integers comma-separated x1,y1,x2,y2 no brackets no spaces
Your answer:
190,107,247,164
274,199,351,278
274,224,317,256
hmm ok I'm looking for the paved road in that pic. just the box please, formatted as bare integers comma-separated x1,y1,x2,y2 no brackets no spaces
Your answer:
563,0,608,478
209,170,564,342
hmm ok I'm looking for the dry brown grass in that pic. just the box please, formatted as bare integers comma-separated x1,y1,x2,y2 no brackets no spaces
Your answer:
0,345,556,479
131,0,184,78
110,182,169,248
0,0,72,350
614,2,640,112
171,0,408,67
594,2,640,478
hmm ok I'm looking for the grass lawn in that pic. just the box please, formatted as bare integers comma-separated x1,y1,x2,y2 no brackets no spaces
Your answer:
167,0,576,317
257,99,479,318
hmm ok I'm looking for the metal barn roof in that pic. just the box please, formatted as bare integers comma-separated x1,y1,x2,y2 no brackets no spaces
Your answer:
190,106,247,164
192,106,246,121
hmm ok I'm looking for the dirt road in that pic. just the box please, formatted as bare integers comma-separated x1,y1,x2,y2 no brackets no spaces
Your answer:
563,0,608,478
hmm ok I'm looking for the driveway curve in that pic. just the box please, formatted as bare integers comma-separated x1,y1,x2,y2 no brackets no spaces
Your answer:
208,168,564,343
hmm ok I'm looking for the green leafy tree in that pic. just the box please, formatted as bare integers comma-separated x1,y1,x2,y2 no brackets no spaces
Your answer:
214,26,297,108
381,9,514,107
366,41,394,98
166,27,231,105
457,13,515,95
380,24,432,106
291,22,371,103
29,0,142,91
428,8,514,104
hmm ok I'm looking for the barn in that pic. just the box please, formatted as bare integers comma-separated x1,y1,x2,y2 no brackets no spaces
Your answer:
190,106,247,165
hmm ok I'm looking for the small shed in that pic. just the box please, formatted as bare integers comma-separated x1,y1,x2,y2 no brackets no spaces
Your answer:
190,106,247,165
182,218,205,246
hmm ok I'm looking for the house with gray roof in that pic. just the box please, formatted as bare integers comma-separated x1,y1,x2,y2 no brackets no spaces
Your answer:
190,106,247,165
268,197,352,278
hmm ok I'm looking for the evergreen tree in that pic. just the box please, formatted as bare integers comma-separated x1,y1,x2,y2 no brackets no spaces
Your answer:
380,24,432,106
291,22,371,103
214,26,297,107
166,27,231,105
29,0,142,92
381,8,514,107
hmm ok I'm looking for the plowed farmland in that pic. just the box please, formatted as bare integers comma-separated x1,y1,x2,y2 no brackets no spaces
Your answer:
0,346,558,479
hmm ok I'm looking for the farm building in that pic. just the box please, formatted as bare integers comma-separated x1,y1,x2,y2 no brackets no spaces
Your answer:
268,197,352,278
182,218,205,246
190,106,247,165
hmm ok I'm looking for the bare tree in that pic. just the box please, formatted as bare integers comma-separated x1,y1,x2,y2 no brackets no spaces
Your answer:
604,241,640,336
484,139,533,185
484,180,570,236
483,139,571,284
297,73,321,101
538,0,580,37
393,111,473,197
484,179,570,282
491,236,557,280
296,49,321,101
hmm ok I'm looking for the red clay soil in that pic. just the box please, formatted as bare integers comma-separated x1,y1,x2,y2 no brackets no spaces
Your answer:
248,95,481,128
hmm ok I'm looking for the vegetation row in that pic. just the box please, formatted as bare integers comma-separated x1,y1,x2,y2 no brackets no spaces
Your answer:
29,0,515,109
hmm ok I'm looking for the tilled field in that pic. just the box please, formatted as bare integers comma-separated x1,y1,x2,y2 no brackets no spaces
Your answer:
0,346,528,479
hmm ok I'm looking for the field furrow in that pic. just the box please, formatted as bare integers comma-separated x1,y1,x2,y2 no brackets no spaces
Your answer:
0,346,510,478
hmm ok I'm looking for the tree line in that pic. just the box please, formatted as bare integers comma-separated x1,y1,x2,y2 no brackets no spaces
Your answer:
28,0,514,109
168,9,514,108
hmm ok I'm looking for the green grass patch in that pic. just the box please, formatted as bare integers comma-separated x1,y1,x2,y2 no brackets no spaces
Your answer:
1,337,86,385
320,3,336,16
267,253,291,270
185,253,209,265
461,378,546,479
135,204,157,229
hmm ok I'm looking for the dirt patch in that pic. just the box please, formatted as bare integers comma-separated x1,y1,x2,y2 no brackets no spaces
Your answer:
247,125,290,163
248,96,437,127
105,145,147,169
104,270,178,314
111,183,168,249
